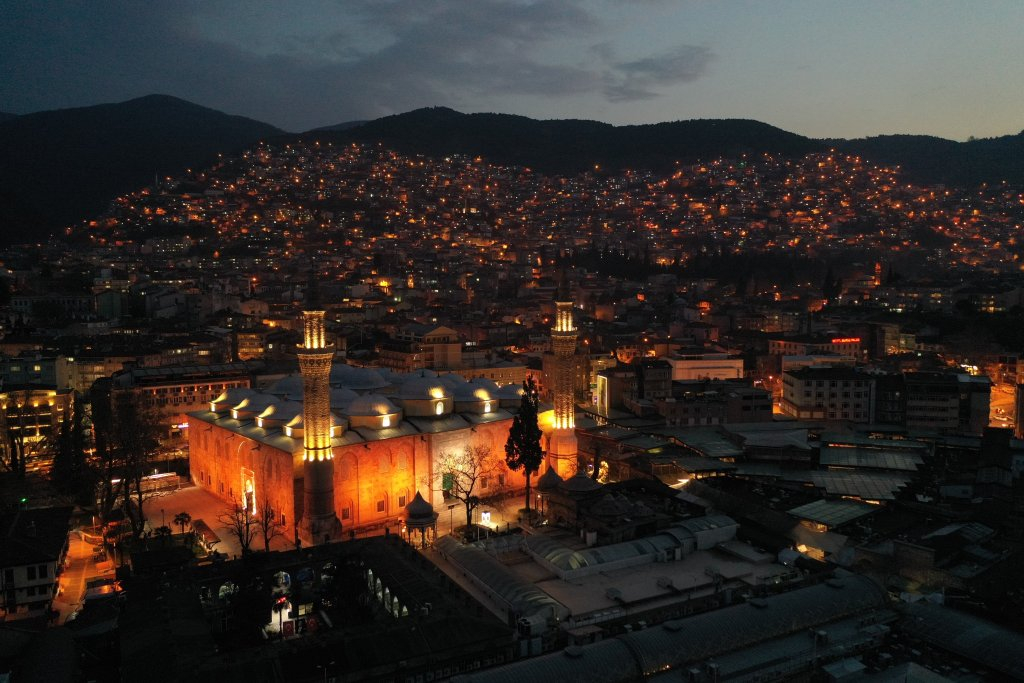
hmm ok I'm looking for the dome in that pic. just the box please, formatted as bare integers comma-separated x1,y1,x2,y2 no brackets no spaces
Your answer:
210,387,258,412
329,364,389,391
231,393,279,417
562,471,602,493
438,373,467,389
266,375,304,401
454,382,493,401
467,377,501,394
404,491,435,520
497,383,525,399
536,466,565,492
346,393,399,417
256,401,303,427
399,376,450,401
330,387,358,408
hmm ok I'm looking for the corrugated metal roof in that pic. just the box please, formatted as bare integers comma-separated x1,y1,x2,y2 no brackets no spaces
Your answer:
808,471,911,501
820,445,923,471
454,574,889,683
787,499,876,527
903,603,1024,679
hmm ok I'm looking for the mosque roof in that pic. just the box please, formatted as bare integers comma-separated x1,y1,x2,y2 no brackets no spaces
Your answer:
536,466,564,492
329,364,389,390
404,492,436,521
562,471,603,493
398,376,450,401
346,394,399,417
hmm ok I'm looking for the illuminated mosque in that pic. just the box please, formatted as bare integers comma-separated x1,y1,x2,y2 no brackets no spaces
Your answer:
187,274,581,544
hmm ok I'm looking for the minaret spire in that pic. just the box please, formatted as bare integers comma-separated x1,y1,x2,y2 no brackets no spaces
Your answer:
296,261,342,545
548,258,578,477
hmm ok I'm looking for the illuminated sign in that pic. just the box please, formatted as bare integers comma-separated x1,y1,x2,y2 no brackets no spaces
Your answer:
830,337,861,344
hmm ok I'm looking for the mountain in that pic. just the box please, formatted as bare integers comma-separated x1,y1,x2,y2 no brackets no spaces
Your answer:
307,119,369,133
300,107,825,175
0,112,18,123
835,132,1024,186
0,94,282,242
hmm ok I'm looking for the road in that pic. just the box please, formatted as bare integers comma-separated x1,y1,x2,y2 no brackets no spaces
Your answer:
990,383,1016,430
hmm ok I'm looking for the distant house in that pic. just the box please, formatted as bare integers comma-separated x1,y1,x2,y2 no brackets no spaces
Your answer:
1,506,73,618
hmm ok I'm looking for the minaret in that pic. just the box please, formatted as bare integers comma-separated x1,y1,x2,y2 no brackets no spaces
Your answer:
296,267,342,545
548,266,578,477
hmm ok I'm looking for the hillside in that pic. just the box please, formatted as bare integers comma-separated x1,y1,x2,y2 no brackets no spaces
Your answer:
836,132,1024,186
303,107,825,174
0,95,282,241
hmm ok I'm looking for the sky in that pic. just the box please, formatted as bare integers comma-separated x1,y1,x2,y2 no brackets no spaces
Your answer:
1,0,1022,140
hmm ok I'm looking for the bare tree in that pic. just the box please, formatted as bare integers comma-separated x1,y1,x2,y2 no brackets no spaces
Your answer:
0,388,35,477
435,445,504,530
111,395,163,539
90,379,162,536
256,496,286,553
218,502,258,556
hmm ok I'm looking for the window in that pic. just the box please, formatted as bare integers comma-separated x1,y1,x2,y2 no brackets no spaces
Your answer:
3,569,12,584
341,507,351,520
38,565,47,578
26,586,35,597
376,499,386,514
26,566,36,581
398,494,407,508
480,476,489,490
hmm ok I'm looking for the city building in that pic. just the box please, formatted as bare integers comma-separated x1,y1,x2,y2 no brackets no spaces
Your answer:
1,506,73,619
0,387,75,475
662,347,744,381
768,334,863,359
108,362,254,442
780,366,875,423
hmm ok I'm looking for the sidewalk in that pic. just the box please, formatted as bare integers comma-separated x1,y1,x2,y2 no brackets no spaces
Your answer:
52,533,112,625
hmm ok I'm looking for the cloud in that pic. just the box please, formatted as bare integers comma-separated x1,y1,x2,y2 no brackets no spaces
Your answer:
604,45,714,102
0,1,713,129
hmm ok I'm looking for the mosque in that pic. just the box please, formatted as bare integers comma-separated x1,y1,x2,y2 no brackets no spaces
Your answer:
187,274,580,545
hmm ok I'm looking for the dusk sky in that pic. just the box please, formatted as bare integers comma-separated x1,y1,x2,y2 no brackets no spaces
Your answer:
2,0,1022,140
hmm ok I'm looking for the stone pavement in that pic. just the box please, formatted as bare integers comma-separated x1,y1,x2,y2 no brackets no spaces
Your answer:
141,483,295,558
52,533,113,625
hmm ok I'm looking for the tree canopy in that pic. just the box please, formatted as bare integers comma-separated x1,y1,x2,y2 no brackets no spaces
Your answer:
504,377,543,514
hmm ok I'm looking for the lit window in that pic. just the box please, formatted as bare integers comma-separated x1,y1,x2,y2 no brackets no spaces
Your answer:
381,415,391,428
483,401,491,413
435,401,444,416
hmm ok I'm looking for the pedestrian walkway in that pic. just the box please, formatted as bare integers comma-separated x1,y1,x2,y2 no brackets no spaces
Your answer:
52,534,112,625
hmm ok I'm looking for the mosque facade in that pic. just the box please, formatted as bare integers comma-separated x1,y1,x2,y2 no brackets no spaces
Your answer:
188,282,581,544
187,365,529,542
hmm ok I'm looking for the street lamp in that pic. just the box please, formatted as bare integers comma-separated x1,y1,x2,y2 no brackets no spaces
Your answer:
447,503,456,536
